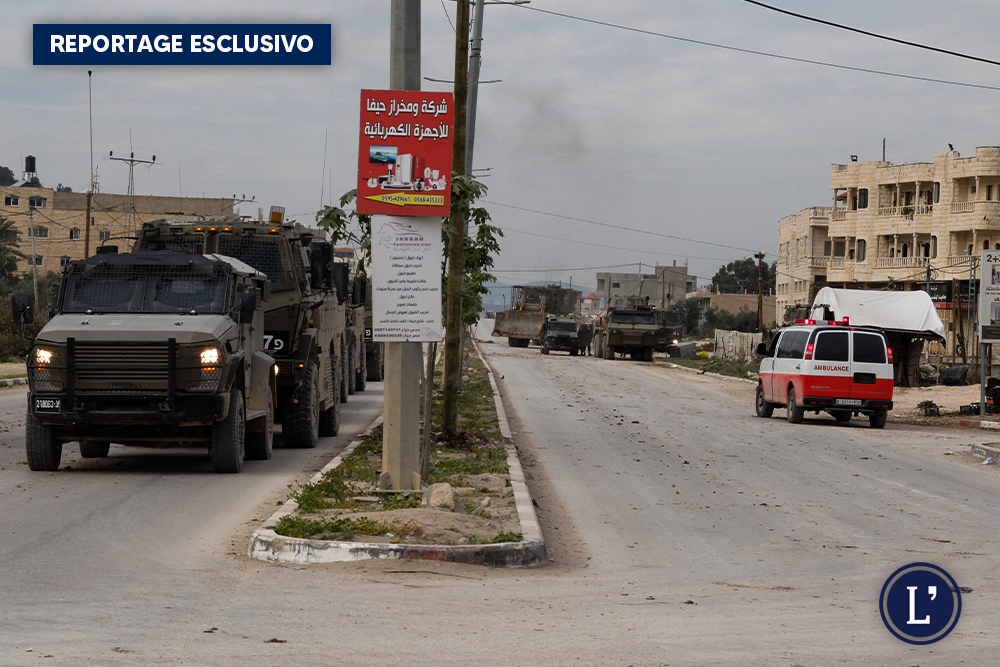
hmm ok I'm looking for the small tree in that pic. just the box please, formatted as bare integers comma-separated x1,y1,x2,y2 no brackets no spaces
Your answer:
0,166,15,187
0,216,26,292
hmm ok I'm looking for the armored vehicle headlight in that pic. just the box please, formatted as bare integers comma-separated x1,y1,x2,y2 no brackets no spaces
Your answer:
200,347,220,367
35,348,53,366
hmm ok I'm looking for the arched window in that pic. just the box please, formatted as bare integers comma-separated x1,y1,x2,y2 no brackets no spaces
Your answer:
70,227,81,240
98,229,111,241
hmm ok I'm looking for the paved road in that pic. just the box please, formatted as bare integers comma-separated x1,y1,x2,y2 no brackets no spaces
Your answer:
2,337,1000,665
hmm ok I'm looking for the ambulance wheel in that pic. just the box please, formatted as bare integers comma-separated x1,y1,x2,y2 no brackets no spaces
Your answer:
755,384,774,418
832,411,852,423
869,410,888,429
786,386,804,424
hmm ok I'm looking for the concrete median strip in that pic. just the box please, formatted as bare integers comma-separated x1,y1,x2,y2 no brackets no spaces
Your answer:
249,341,546,568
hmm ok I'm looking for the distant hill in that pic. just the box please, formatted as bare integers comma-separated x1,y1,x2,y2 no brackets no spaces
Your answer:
482,281,596,312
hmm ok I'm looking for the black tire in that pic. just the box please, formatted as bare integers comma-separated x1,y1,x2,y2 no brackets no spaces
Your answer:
786,386,804,424
211,390,245,473
284,361,320,449
347,342,357,395
245,387,273,461
832,411,853,423
755,384,774,418
319,354,341,437
570,347,578,356
603,337,614,360
355,343,367,392
367,343,384,382
340,343,349,403
79,441,111,458
541,344,549,355
26,409,62,471
643,346,655,362
870,410,888,429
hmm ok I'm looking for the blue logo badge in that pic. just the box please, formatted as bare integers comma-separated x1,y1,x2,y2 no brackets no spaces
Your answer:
880,563,961,644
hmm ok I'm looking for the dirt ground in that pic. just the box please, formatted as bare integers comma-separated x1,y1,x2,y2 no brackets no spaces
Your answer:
306,472,522,545
0,360,26,378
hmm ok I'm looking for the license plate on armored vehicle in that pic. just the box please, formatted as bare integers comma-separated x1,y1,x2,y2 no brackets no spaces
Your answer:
35,397,61,412
835,398,862,406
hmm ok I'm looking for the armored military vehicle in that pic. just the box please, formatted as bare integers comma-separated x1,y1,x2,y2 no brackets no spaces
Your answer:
493,284,582,347
654,308,684,353
539,314,593,356
594,304,659,362
135,211,362,447
23,251,275,473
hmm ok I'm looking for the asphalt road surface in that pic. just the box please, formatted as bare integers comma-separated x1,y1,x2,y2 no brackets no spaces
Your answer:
2,336,1000,665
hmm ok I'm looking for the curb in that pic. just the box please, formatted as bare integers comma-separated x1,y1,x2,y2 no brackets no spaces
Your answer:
971,443,1000,460
0,377,28,388
959,419,1000,431
248,342,546,568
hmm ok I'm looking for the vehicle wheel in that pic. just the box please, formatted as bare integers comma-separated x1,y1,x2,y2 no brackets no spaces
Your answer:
786,386,804,424
870,410,888,429
541,344,549,355
319,355,341,437
79,441,111,458
340,343,350,403
755,384,774,418
642,346,654,362
211,389,245,473
603,338,614,360
367,343,384,382
284,361,320,449
245,387,273,460
832,411,853,423
355,344,367,392
570,347,578,356
347,342,357,395
25,409,62,471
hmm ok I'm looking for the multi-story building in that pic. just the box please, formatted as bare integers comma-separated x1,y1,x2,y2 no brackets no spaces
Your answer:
777,146,1000,357
775,206,832,319
1,184,234,276
595,263,696,311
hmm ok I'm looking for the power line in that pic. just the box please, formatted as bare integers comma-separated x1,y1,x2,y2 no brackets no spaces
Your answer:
498,224,735,262
486,200,756,252
743,0,1000,68
508,5,1000,92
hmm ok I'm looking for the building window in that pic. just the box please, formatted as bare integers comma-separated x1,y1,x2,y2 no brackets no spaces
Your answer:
98,228,111,242
934,182,941,203
611,282,620,288
833,241,846,257
989,185,994,201
4,195,18,206
823,241,831,257
931,236,937,258
28,196,47,208
28,225,48,239
30,256,42,266
69,227,81,240
856,239,867,262
857,189,868,209
60,255,71,267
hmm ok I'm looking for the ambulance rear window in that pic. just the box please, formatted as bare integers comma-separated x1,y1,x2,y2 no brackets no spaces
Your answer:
813,330,849,361
853,332,886,363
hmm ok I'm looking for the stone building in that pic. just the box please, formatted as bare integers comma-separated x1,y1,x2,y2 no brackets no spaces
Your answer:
775,146,1000,357
595,263,696,311
1,184,234,276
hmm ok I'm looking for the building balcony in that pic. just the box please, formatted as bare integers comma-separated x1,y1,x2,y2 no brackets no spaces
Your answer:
809,256,844,269
944,255,973,267
873,256,929,269
876,205,933,218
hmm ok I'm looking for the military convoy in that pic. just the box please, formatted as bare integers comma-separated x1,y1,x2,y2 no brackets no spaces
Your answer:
134,212,368,449
23,251,275,473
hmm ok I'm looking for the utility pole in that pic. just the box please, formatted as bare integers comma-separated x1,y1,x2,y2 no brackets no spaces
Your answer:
380,0,424,491
28,206,38,308
85,70,93,259
755,251,766,333
442,0,470,433
465,0,485,177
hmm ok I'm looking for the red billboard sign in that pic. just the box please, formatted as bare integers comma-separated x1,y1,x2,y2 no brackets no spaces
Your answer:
357,89,454,217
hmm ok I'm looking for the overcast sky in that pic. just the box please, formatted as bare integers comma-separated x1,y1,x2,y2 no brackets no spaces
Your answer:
6,1,1000,297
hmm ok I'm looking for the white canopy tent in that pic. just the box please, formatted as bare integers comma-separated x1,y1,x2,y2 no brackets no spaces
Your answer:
809,287,946,341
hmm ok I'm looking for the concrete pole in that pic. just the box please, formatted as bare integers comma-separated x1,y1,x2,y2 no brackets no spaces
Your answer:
380,0,424,491
465,0,485,177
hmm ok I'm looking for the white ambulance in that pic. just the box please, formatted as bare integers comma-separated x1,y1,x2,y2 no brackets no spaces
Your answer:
755,319,894,428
